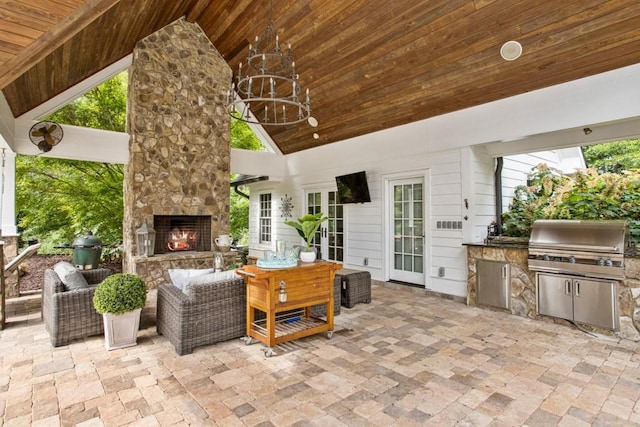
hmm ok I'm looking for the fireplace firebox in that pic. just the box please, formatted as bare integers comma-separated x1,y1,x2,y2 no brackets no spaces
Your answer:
154,215,211,254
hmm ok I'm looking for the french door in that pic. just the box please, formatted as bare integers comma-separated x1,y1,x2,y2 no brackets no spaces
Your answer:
306,190,344,262
389,178,425,284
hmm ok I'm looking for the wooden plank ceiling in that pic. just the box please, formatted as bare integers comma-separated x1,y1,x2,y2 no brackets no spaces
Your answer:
2,0,640,155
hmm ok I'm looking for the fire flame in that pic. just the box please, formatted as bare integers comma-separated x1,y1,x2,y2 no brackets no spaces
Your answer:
167,229,198,251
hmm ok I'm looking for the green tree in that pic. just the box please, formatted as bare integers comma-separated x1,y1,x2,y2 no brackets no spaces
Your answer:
229,120,263,245
582,138,640,173
17,156,124,251
17,72,128,252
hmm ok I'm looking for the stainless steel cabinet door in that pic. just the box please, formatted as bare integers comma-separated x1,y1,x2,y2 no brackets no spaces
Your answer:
537,273,573,321
573,278,618,330
477,260,510,310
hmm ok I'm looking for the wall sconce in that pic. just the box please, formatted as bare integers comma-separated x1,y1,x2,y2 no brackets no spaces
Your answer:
583,127,593,135
136,222,156,257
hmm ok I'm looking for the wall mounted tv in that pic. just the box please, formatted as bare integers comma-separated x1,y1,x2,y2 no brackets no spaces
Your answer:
335,171,371,204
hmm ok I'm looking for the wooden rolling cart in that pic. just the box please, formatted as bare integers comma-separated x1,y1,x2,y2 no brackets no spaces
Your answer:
237,261,342,357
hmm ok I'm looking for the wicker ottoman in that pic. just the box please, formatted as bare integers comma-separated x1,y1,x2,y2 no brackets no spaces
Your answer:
336,269,371,308
311,275,341,317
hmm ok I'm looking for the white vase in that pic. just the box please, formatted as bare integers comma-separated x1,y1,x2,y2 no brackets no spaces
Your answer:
299,250,316,263
102,308,142,350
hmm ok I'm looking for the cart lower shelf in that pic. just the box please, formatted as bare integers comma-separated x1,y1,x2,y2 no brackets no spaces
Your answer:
245,308,333,356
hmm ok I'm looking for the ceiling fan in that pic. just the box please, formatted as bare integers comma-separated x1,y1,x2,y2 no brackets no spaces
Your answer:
29,121,64,153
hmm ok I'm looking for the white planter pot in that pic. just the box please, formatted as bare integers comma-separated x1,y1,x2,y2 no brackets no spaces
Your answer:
299,250,316,263
102,308,142,350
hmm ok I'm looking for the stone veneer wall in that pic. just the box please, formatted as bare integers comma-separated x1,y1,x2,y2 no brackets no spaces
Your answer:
2,236,19,298
467,245,640,341
123,18,232,289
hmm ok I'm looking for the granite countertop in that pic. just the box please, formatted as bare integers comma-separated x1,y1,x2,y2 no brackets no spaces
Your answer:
464,240,640,258
463,237,529,250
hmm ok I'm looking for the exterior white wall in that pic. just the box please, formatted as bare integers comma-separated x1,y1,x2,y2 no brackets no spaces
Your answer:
243,63,639,299
465,146,495,244
247,136,476,297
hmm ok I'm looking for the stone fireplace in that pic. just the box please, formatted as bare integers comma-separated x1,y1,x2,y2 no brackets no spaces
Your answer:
122,18,232,289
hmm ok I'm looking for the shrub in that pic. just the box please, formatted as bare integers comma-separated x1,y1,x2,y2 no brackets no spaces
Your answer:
502,164,640,244
93,273,147,315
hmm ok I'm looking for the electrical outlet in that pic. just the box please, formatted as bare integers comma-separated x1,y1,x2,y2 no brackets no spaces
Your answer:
438,267,445,277
364,257,368,266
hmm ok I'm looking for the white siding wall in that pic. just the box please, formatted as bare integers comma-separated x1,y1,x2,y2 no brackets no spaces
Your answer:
247,141,475,297
466,146,496,243
239,64,636,299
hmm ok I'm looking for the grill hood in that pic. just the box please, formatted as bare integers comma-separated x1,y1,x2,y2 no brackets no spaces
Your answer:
529,220,629,254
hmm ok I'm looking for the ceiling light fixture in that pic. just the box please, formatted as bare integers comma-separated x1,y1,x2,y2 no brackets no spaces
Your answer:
227,1,310,126
500,41,522,61
583,127,593,135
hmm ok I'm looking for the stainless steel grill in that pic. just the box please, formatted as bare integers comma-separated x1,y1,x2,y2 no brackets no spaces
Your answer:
528,220,629,280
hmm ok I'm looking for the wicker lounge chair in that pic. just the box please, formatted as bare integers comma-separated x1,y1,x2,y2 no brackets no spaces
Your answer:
156,275,246,355
42,268,113,347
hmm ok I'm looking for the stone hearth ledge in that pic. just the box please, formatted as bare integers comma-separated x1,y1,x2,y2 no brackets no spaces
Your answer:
133,251,239,290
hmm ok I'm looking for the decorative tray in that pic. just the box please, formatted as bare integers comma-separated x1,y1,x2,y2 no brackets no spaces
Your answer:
256,258,298,269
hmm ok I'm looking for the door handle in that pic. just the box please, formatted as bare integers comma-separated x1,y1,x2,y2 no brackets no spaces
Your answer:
574,281,580,297
565,280,572,295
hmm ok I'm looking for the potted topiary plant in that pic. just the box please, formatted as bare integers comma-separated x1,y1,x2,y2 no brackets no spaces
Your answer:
93,273,147,350
284,212,328,262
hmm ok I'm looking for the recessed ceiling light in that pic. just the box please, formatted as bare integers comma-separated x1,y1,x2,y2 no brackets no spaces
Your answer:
308,116,318,127
313,133,319,139
500,41,522,61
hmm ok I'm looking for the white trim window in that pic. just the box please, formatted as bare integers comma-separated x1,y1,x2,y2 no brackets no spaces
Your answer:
259,193,272,243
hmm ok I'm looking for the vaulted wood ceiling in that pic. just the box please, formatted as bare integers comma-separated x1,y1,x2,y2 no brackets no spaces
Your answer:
2,0,640,154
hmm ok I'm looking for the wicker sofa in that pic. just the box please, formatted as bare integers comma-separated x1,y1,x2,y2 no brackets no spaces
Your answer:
42,267,113,347
156,275,246,355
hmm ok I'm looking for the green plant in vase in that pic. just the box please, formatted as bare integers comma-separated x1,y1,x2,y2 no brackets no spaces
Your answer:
284,212,328,262
93,273,147,350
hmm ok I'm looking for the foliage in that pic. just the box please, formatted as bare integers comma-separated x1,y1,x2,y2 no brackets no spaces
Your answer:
16,156,124,250
582,138,640,173
229,119,264,245
93,273,147,315
502,163,640,243
17,71,128,253
47,72,128,131
284,212,328,249
501,164,569,237
231,120,264,151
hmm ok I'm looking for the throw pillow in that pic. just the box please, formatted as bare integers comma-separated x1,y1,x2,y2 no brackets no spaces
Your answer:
53,261,89,291
168,268,215,291
183,270,241,297
185,269,240,287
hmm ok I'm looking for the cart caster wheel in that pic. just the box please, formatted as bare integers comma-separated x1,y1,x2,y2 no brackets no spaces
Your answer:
241,336,256,345
263,347,275,357
326,330,334,339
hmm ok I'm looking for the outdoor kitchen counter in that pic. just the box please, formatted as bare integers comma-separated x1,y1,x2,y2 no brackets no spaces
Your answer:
465,243,640,342
463,240,528,250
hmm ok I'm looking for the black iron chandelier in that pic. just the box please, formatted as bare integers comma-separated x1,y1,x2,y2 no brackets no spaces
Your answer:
227,10,311,126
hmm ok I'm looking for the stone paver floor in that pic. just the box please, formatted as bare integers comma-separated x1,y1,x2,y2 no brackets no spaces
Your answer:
1,282,639,426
